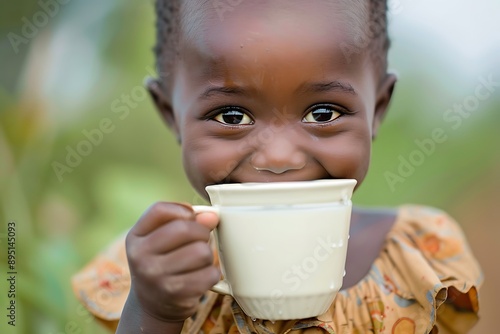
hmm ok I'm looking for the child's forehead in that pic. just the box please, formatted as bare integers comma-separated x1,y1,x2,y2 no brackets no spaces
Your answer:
168,1,380,103
180,0,369,46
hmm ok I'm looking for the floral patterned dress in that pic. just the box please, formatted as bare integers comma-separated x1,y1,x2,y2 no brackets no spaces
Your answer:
72,205,483,333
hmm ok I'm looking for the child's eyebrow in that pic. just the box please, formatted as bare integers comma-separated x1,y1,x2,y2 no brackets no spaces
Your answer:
198,80,356,101
199,86,247,100
296,81,357,96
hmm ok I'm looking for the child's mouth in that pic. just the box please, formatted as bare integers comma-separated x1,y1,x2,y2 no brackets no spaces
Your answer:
214,174,335,185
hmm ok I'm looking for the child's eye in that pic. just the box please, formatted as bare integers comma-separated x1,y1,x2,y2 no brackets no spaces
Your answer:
302,105,342,123
213,108,254,125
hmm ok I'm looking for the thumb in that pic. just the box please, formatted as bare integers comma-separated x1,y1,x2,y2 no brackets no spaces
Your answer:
195,211,219,230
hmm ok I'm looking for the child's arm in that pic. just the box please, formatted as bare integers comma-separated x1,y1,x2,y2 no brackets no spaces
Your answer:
116,202,220,334
117,290,184,333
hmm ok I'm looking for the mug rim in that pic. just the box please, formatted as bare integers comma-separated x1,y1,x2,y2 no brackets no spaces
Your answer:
205,179,357,193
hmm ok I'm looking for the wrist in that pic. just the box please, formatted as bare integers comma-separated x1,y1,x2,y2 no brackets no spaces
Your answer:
116,289,185,334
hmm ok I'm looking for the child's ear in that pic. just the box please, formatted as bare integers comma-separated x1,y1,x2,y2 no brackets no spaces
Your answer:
145,77,181,142
372,72,397,139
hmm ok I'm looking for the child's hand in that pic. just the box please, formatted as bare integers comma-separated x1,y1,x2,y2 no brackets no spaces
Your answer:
124,202,220,323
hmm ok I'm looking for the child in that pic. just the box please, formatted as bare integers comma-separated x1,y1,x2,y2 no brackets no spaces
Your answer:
72,0,483,333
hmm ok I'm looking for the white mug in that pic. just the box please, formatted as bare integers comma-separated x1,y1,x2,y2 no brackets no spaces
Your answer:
194,179,356,321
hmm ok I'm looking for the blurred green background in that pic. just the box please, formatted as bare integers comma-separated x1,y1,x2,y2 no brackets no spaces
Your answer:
0,0,498,333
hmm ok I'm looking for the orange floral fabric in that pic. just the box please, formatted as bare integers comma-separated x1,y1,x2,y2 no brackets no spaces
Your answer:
72,205,483,333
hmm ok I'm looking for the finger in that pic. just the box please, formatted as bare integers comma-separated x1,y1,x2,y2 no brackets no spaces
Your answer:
141,219,211,254
157,241,215,275
131,202,195,237
162,265,221,299
195,212,219,230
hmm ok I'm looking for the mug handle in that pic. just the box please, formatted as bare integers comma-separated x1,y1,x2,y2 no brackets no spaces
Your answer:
210,280,232,295
192,205,232,296
192,205,219,216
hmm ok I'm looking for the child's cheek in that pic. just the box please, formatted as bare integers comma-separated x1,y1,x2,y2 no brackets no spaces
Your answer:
182,139,235,185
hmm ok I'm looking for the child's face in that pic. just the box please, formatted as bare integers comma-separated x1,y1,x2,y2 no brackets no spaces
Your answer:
150,1,396,199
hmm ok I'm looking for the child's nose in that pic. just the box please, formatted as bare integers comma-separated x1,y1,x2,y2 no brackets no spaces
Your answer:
250,137,307,174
